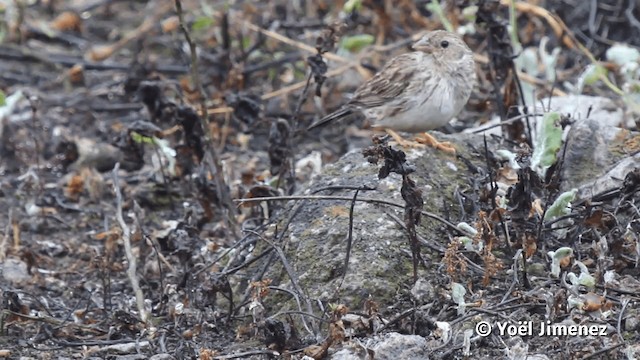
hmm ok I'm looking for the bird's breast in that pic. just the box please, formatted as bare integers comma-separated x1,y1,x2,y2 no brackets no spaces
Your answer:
371,77,465,133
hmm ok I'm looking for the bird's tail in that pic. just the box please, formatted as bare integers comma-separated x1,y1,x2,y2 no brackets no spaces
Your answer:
307,106,353,130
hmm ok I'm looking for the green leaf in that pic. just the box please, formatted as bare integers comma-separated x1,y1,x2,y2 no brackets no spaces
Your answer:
544,189,577,221
130,131,155,144
459,236,483,252
531,112,563,177
340,34,374,53
192,16,214,32
575,261,595,288
0,90,25,118
451,282,466,304
462,5,478,21
507,0,522,52
451,282,467,315
241,36,252,50
456,222,477,236
581,64,608,86
548,246,573,277
552,247,573,260
495,149,521,170
459,236,473,249
343,0,363,13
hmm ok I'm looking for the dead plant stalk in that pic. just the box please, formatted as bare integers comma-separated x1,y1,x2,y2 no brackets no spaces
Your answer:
112,163,148,323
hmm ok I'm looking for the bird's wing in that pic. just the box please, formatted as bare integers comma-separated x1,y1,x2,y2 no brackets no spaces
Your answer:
307,53,424,131
349,53,420,109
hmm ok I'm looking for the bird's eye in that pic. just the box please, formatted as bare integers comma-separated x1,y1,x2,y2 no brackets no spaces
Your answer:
440,40,449,48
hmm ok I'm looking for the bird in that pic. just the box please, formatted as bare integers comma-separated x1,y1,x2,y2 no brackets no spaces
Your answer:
307,30,476,153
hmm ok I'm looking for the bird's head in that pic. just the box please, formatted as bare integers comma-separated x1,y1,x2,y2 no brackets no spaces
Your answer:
411,30,472,62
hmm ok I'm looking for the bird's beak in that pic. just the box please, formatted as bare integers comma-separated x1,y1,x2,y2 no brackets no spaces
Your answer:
411,38,432,53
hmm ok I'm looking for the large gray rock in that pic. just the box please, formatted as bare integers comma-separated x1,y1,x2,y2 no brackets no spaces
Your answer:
561,118,640,196
260,132,489,328
256,109,638,341
329,332,429,360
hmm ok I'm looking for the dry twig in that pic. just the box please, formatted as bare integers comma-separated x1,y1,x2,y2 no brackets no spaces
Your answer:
111,163,147,323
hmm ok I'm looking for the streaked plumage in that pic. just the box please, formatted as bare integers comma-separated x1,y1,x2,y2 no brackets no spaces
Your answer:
308,30,476,135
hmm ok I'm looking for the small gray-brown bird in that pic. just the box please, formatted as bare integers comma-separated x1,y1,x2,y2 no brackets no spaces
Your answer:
308,30,476,152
